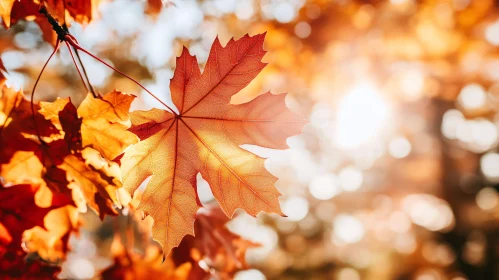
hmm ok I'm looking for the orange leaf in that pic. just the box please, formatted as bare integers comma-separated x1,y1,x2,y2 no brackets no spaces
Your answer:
1,91,126,219
171,205,259,279
38,93,133,218
102,236,191,280
23,205,79,262
78,91,138,160
122,33,306,256
58,147,122,218
39,97,71,131
0,0,15,27
0,85,59,185
0,184,70,247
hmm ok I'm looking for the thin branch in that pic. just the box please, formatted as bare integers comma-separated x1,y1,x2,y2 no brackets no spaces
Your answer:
39,6,68,39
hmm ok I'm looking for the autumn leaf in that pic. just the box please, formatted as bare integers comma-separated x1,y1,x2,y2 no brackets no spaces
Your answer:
101,234,191,280
171,205,259,279
0,0,15,28
8,0,97,25
0,85,60,187
59,147,122,218
122,33,306,256
0,184,70,247
23,205,79,262
1,88,134,219
39,92,135,217
78,91,139,160
41,92,138,160
102,205,256,280
39,98,72,131
38,97,124,217
0,85,58,164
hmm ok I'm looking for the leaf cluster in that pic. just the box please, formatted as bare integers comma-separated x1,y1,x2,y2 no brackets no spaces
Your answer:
0,30,306,278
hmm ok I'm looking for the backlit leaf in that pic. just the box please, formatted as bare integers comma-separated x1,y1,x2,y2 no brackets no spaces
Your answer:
122,33,306,256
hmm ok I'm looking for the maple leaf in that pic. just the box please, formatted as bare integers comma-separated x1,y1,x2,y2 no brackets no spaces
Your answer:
171,205,259,279
102,205,257,280
0,184,70,247
78,91,139,160
0,0,15,27
39,98,72,131
38,95,130,217
0,85,58,167
122,33,306,256
0,86,59,191
23,205,79,262
59,147,122,218
1,88,134,219
101,234,191,280
7,0,96,25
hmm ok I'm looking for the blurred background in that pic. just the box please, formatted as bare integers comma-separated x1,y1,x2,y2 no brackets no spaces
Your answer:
1,0,499,279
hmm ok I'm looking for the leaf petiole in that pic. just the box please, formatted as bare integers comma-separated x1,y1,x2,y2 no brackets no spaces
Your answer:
66,41,90,94
64,35,177,115
30,39,61,144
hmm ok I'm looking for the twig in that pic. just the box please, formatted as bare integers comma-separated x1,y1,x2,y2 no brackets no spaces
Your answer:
38,4,177,114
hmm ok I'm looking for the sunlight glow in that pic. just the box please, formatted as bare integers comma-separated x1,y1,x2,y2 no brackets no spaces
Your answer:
235,269,267,280
485,20,499,46
400,69,425,101
481,152,499,181
389,137,412,158
333,214,365,244
339,167,363,191
337,268,361,280
335,82,390,149
442,109,464,140
309,173,341,200
403,194,455,232
282,196,309,221
457,83,487,111
68,258,95,279
228,214,278,260
476,187,498,211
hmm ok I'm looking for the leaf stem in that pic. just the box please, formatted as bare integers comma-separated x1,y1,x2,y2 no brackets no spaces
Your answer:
39,5,176,113
66,41,90,94
74,47,98,97
63,24,98,97
30,39,61,144
65,35,177,115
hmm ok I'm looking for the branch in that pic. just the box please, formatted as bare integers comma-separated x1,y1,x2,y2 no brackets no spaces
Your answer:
38,6,68,40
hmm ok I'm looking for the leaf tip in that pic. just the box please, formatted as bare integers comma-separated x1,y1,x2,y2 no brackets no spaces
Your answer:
181,45,190,56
